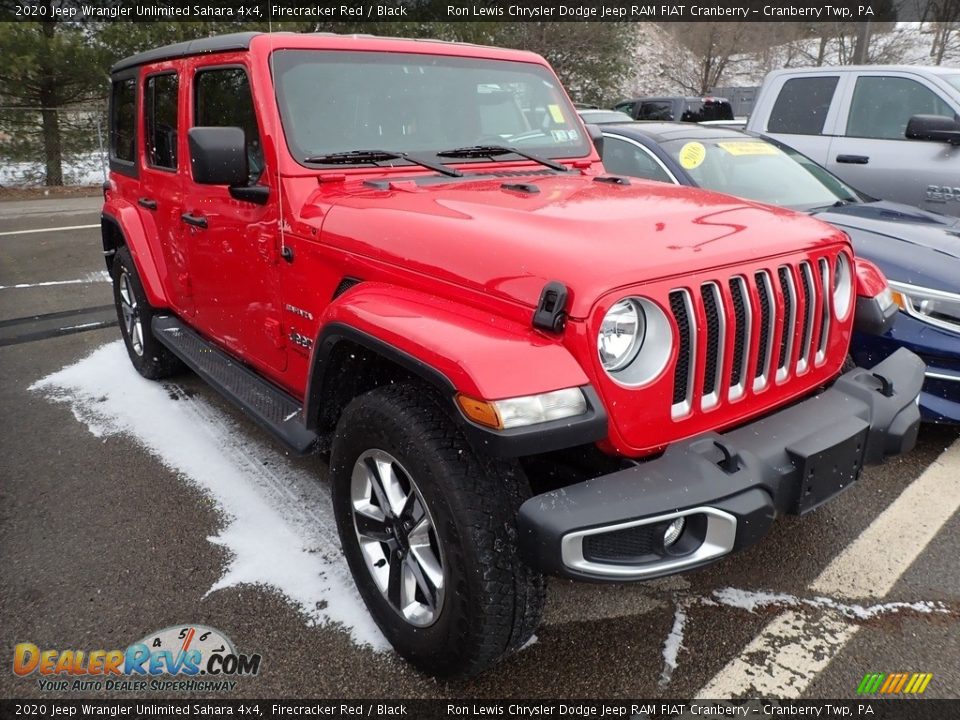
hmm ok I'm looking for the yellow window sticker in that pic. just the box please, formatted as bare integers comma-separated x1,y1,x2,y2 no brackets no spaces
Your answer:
716,141,781,156
678,141,706,170
548,104,566,124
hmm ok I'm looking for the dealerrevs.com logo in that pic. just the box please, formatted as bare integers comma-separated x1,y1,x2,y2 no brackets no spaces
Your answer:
13,625,261,693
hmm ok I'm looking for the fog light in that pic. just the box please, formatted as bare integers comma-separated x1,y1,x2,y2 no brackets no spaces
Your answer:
663,517,685,547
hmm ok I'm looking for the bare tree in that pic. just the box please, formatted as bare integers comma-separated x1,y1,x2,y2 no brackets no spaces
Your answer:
659,22,749,94
927,0,960,64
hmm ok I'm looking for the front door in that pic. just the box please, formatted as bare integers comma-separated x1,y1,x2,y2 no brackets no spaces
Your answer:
827,73,960,216
181,63,286,376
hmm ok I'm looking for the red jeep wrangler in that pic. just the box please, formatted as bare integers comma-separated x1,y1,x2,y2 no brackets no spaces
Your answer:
102,32,922,677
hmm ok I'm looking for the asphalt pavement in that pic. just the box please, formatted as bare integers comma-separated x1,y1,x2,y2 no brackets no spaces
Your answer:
1,195,958,701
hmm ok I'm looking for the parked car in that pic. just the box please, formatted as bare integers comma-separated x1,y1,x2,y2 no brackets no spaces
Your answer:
598,121,960,422
746,66,960,216
614,95,734,122
103,32,922,677
577,108,634,124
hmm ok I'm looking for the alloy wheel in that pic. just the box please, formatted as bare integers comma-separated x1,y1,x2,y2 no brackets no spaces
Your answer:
350,449,445,627
119,269,144,356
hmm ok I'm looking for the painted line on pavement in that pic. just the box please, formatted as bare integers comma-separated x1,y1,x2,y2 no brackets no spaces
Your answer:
0,223,99,237
697,438,960,698
0,271,110,290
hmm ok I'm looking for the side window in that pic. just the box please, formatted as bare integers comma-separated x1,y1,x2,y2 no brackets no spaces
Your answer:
110,76,137,166
846,76,957,140
638,101,673,121
145,73,179,170
602,137,674,183
194,67,263,181
768,76,839,135
614,101,637,118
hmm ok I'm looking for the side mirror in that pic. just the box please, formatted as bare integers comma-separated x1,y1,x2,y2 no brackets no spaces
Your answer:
585,123,604,156
188,126,248,185
905,114,960,146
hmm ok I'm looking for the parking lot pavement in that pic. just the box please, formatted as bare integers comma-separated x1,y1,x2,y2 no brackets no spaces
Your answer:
1,197,958,700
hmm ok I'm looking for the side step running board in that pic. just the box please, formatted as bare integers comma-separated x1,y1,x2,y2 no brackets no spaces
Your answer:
152,316,318,454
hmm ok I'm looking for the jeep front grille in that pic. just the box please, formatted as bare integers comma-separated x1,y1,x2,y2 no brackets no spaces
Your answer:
670,259,831,419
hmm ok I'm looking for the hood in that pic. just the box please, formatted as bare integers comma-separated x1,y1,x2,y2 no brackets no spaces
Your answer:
813,200,960,294
312,173,847,318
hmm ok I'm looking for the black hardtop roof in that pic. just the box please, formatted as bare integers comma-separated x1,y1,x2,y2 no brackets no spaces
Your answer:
601,121,748,143
111,32,263,74
110,31,525,75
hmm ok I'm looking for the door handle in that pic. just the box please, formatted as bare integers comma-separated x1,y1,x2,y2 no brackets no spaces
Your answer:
181,213,208,229
138,197,157,210
836,154,870,165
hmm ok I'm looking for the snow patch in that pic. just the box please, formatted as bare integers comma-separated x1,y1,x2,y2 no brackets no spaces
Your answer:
659,599,690,689
30,341,388,651
712,587,948,620
658,587,948,687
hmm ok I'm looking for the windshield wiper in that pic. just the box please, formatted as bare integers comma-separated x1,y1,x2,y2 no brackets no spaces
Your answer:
436,145,569,173
807,198,858,213
303,150,462,178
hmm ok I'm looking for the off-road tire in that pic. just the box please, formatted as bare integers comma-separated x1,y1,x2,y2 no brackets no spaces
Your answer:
330,383,546,677
111,246,182,380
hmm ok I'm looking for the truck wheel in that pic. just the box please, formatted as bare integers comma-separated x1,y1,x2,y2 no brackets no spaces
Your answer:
111,247,182,380
330,384,545,677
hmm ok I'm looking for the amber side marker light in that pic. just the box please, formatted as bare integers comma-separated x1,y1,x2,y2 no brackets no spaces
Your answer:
456,394,503,430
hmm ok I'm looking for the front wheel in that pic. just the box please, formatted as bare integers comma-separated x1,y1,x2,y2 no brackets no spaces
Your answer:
330,383,545,677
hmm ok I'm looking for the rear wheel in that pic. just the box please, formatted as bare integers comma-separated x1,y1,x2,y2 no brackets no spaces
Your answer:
111,246,182,380
330,383,545,677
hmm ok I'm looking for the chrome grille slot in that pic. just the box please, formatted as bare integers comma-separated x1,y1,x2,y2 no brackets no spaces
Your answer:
669,289,696,418
816,258,831,365
728,276,751,401
776,266,797,382
753,271,775,391
798,261,817,373
700,283,725,410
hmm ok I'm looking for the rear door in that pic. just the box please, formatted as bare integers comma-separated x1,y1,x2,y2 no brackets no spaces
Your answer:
827,71,960,214
751,72,846,166
139,65,193,316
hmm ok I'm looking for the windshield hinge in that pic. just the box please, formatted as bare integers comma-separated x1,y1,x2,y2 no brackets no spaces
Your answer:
533,281,569,333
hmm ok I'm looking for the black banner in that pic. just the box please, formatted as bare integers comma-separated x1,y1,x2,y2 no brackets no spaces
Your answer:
0,0,932,23
1,700,958,719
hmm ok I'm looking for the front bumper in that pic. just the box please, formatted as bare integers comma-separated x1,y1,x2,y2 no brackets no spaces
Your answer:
518,348,924,582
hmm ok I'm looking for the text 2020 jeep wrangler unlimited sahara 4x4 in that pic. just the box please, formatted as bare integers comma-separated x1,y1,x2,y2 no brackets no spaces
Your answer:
103,32,922,677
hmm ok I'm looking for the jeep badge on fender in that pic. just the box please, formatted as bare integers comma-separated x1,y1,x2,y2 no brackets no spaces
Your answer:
102,32,924,677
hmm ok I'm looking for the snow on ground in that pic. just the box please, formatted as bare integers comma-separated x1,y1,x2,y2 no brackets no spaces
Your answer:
30,341,388,651
0,151,107,188
658,587,948,687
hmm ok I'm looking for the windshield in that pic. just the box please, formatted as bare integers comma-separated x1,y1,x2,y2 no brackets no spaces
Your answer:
272,50,590,167
944,74,960,93
661,137,859,211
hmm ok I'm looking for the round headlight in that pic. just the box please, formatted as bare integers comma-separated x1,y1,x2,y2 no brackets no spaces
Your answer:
833,252,853,320
598,299,645,371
